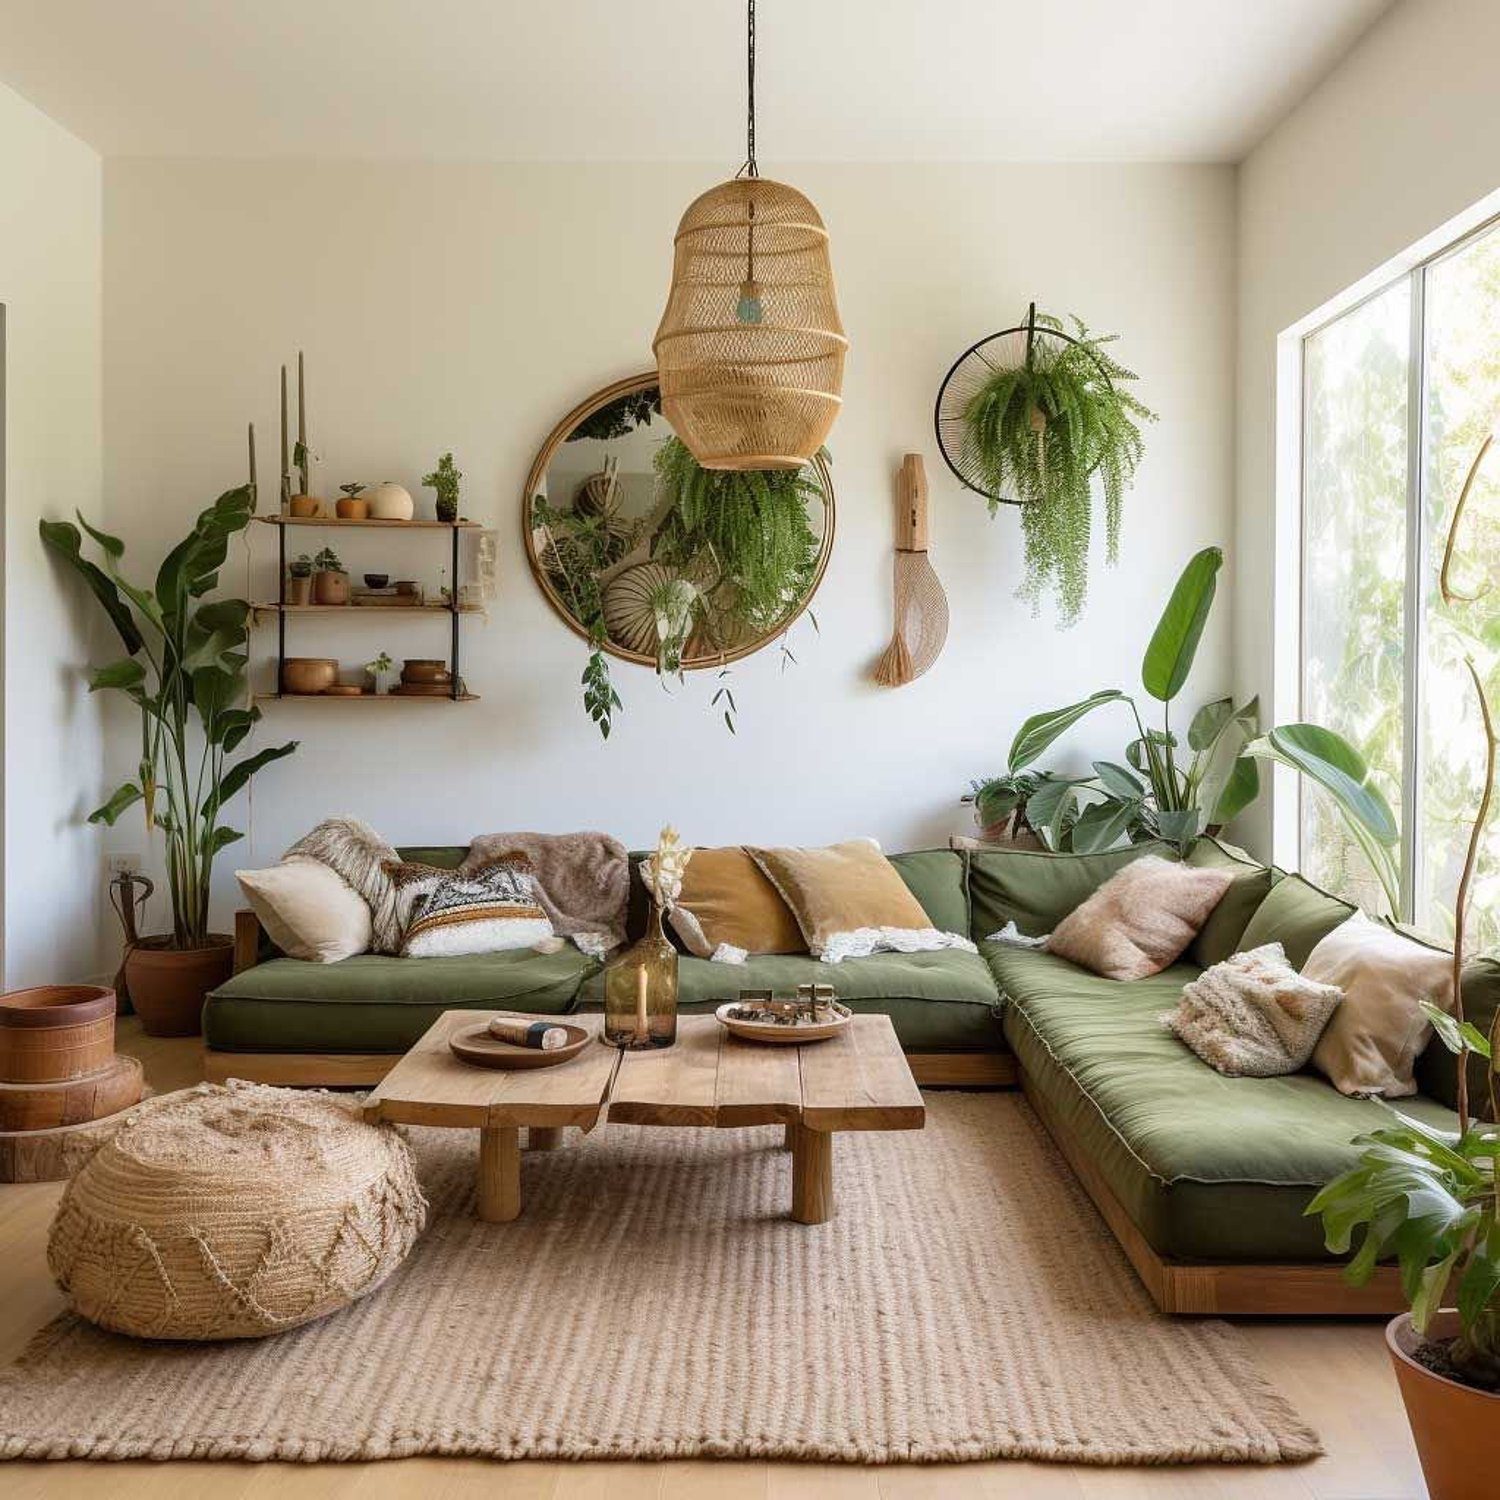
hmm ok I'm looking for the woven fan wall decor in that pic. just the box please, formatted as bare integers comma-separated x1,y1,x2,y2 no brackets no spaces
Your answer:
652,0,846,471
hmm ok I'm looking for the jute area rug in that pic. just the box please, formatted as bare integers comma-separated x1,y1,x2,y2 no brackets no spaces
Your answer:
0,1092,1319,1465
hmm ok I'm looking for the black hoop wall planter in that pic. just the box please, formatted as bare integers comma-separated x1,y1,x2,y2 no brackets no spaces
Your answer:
932,301,1117,507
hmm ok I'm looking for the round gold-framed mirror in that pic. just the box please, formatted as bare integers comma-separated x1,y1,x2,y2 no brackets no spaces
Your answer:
522,372,835,672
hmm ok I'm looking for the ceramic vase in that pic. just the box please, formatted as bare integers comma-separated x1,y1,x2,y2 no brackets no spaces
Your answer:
369,482,414,521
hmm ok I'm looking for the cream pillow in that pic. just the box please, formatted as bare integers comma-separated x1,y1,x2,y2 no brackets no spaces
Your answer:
236,856,372,963
1162,942,1344,1077
1305,911,1454,1097
745,838,975,963
1048,855,1233,981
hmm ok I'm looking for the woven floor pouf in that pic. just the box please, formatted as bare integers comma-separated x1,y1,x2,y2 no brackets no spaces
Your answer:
48,1081,426,1340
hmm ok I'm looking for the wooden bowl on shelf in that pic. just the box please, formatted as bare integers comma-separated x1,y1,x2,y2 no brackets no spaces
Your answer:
281,657,338,695
401,659,450,685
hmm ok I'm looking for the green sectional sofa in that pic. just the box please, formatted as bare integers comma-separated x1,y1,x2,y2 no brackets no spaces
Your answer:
207,836,1495,1315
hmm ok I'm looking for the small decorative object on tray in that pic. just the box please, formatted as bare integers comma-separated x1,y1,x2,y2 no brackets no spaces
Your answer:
449,1020,590,1070
487,1017,571,1050
716,985,852,1044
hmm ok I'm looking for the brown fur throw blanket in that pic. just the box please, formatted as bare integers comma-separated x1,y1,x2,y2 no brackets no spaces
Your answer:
461,831,629,957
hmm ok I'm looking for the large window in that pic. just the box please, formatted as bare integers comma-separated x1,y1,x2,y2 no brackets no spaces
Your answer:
1300,218,1500,946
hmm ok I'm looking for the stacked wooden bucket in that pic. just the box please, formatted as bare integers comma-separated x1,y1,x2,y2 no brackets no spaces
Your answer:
0,986,145,1182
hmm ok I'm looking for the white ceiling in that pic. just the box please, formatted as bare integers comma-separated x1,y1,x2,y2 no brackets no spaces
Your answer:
0,0,1394,163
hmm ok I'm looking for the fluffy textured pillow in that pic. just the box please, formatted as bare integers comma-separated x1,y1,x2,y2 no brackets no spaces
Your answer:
745,838,975,963
386,855,553,959
668,847,805,958
1305,911,1454,1097
235,856,372,963
1048,855,1234,981
1162,942,1343,1077
285,816,402,954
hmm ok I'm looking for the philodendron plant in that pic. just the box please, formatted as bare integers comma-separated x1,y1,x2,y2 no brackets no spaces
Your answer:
975,547,1401,885
39,486,298,949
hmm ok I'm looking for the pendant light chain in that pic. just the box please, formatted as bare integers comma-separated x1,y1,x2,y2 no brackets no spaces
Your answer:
741,0,759,180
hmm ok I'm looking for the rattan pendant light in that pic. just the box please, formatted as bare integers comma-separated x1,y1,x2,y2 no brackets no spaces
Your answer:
653,0,846,471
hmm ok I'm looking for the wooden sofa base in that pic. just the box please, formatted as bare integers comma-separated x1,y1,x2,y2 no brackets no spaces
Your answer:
203,1047,1018,1090
1021,1068,1404,1316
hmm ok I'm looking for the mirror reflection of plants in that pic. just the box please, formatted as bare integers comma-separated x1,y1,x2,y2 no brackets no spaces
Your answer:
39,486,298,948
961,313,1156,626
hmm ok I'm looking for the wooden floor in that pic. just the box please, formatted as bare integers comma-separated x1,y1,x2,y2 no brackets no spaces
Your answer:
0,1021,1429,1499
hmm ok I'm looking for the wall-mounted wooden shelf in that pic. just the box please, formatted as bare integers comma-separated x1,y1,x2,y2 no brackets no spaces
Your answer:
251,602,482,617
256,693,480,705
253,515,482,530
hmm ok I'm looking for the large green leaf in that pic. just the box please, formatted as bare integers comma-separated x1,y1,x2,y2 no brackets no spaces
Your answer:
1093,760,1146,800
88,659,146,694
87,782,143,826
1141,547,1223,702
1211,757,1261,825
217,741,298,802
1154,806,1204,850
1245,724,1398,844
1069,797,1140,854
1008,690,1127,772
38,520,144,654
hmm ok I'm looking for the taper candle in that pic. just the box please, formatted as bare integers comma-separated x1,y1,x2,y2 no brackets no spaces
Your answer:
296,350,307,494
279,364,290,509
635,965,649,1039
247,421,257,506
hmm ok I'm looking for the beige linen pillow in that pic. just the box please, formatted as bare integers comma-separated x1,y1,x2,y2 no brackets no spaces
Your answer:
746,838,972,963
1305,911,1454,1097
1048,855,1234,981
668,846,805,957
236,856,372,963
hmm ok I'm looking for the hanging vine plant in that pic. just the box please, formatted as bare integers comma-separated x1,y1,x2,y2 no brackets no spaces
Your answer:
938,308,1156,627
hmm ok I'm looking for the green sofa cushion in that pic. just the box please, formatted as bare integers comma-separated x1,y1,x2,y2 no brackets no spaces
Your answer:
986,943,1459,1261
968,841,1175,939
1184,839,1277,968
1401,945,1500,1115
1236,872,1355,967
889,849,970,934
204,947,598,1053
579,947,1002,1052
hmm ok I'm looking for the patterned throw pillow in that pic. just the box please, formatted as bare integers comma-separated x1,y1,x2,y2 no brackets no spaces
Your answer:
386,856,554,959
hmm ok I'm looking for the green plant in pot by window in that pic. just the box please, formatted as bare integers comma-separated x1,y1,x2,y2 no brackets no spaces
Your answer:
39,486,298,1036
974,547,1401,893
962,313,1156,626
422,452,462,523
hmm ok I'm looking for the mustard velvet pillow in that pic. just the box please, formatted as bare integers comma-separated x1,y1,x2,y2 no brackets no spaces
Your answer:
667,846,805,957
1048,855,1234,981
1305,911,1455,1098
746,838,973,963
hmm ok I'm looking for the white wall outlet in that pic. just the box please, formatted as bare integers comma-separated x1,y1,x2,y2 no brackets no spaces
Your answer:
107,853,142,876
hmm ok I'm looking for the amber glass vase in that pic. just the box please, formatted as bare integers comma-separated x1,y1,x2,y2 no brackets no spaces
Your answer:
602,903,678,1049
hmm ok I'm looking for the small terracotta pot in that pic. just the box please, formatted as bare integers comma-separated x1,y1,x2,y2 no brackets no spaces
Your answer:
313,569,350,606
335,497,369,520
284,573,312,606
288,495,320,518
123,937,233,1037
281,656,338,695
401,658,450,685
0,985,116,1082
1387,1311,1499,1500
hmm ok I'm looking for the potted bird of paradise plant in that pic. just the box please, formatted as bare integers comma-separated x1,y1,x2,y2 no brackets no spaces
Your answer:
40,486,297,1035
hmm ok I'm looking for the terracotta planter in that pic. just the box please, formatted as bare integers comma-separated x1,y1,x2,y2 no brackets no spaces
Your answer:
288,494,320,518
284,573,312,606
124,936,234,1037
313,569,350,606
335,497,369,520
1387,1311,1499,1500
0,985,115,1082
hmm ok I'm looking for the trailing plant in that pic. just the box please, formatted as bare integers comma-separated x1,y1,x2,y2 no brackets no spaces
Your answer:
974,547,1400,886
422,452,462,522
961,312,1156,626
39,486,298,948
312,545,344,575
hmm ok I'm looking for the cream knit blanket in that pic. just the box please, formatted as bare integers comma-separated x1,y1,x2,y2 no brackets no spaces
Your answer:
1161,942,1343,1078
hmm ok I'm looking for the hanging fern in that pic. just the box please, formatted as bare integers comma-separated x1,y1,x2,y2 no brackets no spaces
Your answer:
651,437,825,641
962,313,1156,627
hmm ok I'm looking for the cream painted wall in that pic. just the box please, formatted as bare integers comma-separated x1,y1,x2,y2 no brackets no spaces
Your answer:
1236,0,1500,857
101,159,1235,934
0,83,105,985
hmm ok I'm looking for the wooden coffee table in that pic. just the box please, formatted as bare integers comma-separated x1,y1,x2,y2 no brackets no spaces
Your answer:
364,1010,924,1225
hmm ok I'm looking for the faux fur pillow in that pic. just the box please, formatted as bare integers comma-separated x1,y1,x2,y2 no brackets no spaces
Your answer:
285,816,402,954
1161,942,1343,1076
386,855,553,959
1048,855,1234,981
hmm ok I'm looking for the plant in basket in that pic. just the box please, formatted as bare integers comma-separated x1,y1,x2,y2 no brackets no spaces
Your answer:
39,486,298,1035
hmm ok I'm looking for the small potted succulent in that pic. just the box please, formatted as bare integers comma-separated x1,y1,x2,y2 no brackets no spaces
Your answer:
422,452,462,523
336,482,368,520
285,552,314,606
312,545,349,606
364,650,394,695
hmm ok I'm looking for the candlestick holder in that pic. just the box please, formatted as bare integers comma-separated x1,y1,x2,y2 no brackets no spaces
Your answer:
601,902,678,1049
